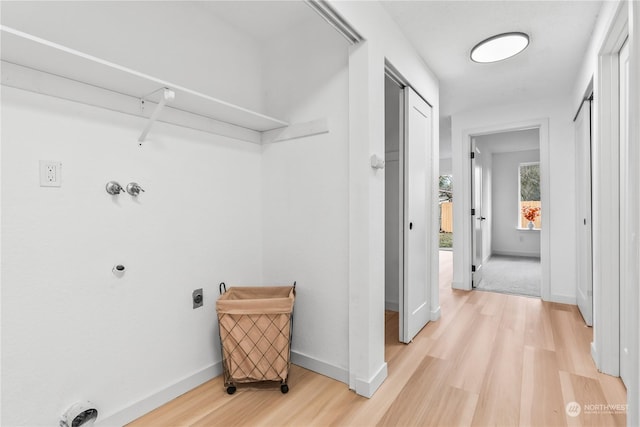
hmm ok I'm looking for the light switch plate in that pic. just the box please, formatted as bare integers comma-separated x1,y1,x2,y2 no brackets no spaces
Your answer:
40,161,62,187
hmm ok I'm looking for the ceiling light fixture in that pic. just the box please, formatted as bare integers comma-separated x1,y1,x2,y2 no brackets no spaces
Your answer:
470,32,530,63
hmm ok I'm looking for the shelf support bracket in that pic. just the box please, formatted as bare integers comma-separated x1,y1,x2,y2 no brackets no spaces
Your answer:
138,88,175,142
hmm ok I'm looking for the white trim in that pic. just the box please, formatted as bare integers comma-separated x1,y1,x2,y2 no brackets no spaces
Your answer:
354,363,388,398
291,351,349,384
347,40,385,394
591,341,599,365
626,3,640,425
96,363,221,427
430,305,441,321
452,280,465,290
546,294,577,306
304,0,363,45
592,0,628,377
455,119,550,303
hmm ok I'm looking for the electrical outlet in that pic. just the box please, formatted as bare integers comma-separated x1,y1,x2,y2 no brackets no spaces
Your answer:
40,161,62,187
192,289,203,309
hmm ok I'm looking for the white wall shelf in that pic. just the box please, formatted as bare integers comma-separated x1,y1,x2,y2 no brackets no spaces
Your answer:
0,25,289,139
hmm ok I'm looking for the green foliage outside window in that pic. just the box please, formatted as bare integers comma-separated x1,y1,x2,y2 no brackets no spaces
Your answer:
520,163,540,201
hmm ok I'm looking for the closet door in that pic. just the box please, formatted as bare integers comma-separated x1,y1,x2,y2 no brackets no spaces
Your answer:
575,99,593,326
402,87,431,343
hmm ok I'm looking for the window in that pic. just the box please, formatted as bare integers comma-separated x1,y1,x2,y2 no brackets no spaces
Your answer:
519,162,540,229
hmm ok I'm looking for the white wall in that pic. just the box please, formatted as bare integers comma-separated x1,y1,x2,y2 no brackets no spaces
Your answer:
330,0,440,397
439,158,452,176
490,150,541,257
451,96,575,303
1,88,263,426
440,116,452,158
260,16,350,381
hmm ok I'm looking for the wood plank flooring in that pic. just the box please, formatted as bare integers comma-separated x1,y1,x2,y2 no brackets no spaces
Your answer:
129,251,626,426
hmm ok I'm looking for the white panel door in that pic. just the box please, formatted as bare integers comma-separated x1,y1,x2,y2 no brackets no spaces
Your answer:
575,99,593,326
619,39,630,388
401,87,431,343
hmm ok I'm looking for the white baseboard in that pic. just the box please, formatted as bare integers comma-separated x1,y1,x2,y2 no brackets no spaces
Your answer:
291,350,349,384
385,301,399,312
546,293,576,305
431,305,441,321
97,352,349,426
96,362,222,427
591,341,599,371
354,362,388,398
492,250,541,258
452,280,467,290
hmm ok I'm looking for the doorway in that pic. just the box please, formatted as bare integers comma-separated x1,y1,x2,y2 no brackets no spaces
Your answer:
384,71,433,345
470,128,542,297
384,74,403,316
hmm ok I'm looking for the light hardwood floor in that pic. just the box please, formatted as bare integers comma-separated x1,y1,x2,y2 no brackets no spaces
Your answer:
129,251,626,426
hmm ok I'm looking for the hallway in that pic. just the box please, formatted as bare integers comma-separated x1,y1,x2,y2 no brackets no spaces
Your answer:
130,251,626,426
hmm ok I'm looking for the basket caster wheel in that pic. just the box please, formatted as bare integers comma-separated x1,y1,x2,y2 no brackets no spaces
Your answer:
226,386,236,395
280,384,289,394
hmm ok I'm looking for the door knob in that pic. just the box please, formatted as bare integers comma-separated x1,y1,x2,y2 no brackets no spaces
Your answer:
409,222,413,230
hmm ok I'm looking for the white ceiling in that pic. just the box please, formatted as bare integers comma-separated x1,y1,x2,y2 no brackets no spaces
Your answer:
200,1,318,45
381,0,603,117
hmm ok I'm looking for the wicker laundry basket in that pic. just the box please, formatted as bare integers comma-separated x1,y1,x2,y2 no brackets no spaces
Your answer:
216,282,295,394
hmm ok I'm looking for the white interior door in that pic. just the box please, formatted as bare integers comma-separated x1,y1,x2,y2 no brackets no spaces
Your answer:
471,140,484,287
619,39,630,387
401,86,431,343
575,99,593,326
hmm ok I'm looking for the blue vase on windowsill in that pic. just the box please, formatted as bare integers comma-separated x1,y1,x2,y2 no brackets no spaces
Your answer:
527,221,535,230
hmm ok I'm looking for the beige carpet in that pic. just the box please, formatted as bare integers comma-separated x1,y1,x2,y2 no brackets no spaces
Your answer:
476,255,541,297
